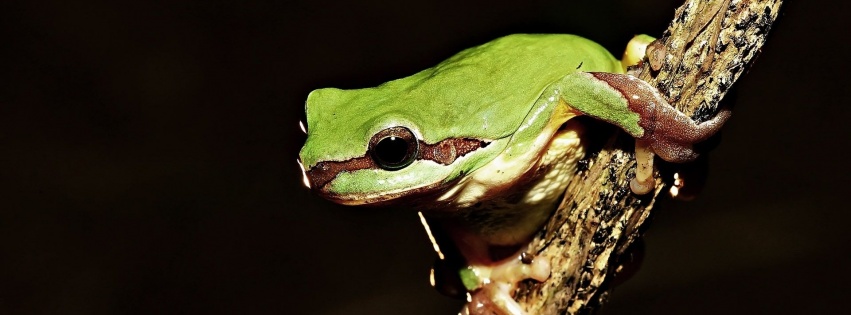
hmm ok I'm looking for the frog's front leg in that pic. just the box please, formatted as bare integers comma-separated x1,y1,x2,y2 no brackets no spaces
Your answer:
557,72,731,194
459,253,550,315
446,227,550,315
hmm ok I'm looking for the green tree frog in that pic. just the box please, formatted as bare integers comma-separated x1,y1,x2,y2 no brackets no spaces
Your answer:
298,34,729,315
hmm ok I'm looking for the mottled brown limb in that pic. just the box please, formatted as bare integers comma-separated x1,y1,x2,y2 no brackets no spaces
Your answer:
587,72,732,163
482,0,784,314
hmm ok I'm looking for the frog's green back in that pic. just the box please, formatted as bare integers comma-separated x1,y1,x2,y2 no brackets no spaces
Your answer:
301,34,621,167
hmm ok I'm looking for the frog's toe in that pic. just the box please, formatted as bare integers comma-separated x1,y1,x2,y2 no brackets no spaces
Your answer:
463,286,523,315
651,139,699,164
629,177,654,195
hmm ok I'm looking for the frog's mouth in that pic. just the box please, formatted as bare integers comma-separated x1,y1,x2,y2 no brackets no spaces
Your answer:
300,137,491,206
318,176,456,207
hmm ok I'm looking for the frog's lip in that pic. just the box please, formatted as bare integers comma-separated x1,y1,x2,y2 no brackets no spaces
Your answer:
316,180,449,207
302,159,446,207
320,191,404,206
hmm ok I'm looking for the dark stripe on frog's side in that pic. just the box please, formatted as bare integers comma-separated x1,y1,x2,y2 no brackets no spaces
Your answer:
306,138,490,191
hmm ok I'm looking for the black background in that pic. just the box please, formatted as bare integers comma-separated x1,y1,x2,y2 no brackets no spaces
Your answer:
2,0,850,314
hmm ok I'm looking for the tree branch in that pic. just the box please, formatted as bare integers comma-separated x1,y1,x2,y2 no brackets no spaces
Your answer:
494,0,783,314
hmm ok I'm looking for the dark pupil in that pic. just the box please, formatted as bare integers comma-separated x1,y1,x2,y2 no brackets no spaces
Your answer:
369,126,418,171
374,136,410,166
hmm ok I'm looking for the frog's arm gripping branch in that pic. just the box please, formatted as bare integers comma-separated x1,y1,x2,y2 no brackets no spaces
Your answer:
506,0,783,314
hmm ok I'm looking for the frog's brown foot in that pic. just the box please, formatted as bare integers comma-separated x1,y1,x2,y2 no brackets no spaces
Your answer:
645,106,732,163
631,105,731,194
586,73,731,195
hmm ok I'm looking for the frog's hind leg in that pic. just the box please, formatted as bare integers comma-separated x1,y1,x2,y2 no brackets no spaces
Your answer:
630,88,731,193
630,107,729,194
573,72,732,194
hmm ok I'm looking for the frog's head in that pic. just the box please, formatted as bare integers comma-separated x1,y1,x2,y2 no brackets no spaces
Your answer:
297,35,587,206
298,85,512,206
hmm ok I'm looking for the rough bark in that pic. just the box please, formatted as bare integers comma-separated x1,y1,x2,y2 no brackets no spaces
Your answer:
499,0,783,314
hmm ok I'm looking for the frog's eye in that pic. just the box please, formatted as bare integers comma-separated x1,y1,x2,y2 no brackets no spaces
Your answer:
369,126,419,170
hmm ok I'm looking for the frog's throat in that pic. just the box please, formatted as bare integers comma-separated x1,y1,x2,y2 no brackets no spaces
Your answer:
304,137,491,199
